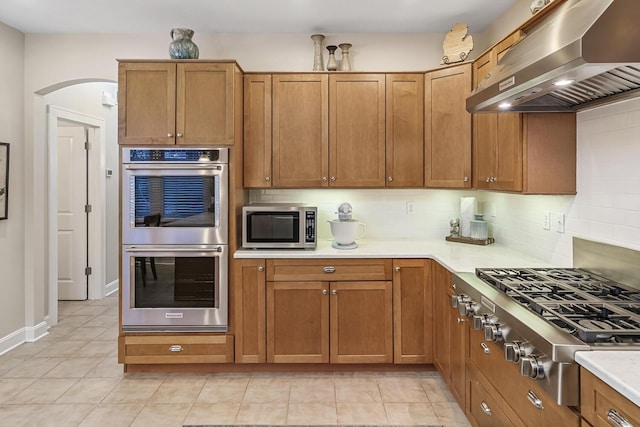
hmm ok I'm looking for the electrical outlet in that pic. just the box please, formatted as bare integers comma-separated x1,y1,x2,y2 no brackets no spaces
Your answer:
543,211,550,230
406,201,415,215
554,213,565,233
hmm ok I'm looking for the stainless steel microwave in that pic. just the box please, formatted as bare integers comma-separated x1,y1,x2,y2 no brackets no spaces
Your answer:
242,204,317,249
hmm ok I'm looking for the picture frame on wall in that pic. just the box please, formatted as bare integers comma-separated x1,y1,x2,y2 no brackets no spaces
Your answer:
0,142,9,220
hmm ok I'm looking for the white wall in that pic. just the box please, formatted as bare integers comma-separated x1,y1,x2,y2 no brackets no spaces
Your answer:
0,22,25,344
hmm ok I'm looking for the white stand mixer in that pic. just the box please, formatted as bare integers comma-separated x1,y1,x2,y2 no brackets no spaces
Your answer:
328,202,366,249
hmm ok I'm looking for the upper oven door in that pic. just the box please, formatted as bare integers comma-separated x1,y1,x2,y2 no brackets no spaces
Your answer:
122,162,228,245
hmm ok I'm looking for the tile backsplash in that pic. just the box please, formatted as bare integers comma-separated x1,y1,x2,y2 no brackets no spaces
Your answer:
250,98,640,267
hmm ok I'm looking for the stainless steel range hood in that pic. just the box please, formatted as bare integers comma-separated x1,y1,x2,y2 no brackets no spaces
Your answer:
467,0,640,113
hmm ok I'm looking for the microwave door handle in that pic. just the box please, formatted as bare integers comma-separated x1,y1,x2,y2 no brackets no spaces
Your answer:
124,165,222,171
125,247,223,253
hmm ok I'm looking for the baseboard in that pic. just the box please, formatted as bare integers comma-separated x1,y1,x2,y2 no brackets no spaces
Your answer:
105,279,118,296
0,321,49,356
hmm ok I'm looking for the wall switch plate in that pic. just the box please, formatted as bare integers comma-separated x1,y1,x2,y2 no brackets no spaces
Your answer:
543,210,550,230
406,201,415,215
553,213,565,233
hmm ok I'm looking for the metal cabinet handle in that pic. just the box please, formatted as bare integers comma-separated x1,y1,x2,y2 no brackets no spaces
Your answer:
167,132,174,138
481,342,491,354
395,266,400,272
463,176,469,182
322,176,328,182
457,318,465,323
527,390,544,410
322,289,328,295
257,266,264,272
332,289,337,295
323,266,335,273
485,177,491,183
608,409,633,427
388,176,393,182
265,176,270,182
169,345,183,352
481,401,492,416
330,176,336,182
176,132,183,137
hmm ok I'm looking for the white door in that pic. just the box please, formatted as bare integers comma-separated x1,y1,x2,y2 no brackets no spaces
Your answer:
57,126,88,300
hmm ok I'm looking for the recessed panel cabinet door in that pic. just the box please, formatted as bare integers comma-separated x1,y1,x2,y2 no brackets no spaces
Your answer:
244,74,272,188
386,74,424,187
330,281,393,363
433,262,452,376
424,64,472,188
118,62,176,145
329,74,386,187
176,62,235,145
272,74,329,188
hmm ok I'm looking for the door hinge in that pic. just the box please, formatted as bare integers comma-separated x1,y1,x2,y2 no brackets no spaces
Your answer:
85,267,93,276
84,141,90,150
85,204,92,213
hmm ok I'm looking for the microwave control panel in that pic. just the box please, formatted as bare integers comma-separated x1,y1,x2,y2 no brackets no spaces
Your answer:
306,211,316,243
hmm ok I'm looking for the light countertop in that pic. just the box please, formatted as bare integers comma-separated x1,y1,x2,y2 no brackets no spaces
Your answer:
234,238,555,272
575,351,640,407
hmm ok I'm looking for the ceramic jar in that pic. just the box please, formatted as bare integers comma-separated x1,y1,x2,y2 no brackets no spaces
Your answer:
169,28,199,59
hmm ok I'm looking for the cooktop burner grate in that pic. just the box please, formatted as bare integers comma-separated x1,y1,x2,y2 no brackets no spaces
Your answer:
476,267,640,343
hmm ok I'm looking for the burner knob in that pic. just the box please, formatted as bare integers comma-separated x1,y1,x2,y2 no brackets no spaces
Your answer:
483,323,503,342
473,314,495,331
504,341,527,363
451,294,468,309
458,301,478,317
520,356,545,379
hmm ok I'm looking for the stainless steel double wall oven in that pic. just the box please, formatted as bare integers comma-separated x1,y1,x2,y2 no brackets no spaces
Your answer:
121,147,229,332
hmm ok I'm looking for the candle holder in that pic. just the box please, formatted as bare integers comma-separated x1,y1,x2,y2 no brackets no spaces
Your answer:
326,45,338,71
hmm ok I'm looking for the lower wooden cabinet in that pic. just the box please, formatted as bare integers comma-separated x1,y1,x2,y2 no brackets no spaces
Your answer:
234,259,266,363
118,334,234,364
581,368,640,427
393,259,433,364
467,364,523,427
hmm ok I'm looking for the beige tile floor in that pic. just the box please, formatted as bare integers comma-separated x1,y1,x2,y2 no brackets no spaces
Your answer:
0,293,471,427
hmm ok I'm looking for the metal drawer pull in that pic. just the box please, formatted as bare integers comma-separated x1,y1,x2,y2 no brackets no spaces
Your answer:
481,342,491,354
332,289,337,295
169,345,184,352
527,390,544,410
481,401,492,416
608,409,633,427
323,266,336,273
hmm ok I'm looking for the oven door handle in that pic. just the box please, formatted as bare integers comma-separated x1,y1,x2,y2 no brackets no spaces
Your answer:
125,247,223,253
124,164,222,171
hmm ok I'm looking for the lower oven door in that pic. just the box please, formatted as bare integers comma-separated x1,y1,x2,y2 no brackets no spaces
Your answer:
122,245,228,332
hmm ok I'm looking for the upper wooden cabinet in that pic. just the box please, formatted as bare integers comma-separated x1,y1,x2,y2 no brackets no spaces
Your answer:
386,74,425,188
243,74,272,187
118,61,241,145
329,74,386,187
273,74,329,188
425,63,472,188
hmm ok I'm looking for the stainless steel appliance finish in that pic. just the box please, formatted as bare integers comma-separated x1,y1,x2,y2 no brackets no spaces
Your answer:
467,0,640,113
242,204,317,249
121,244,228,332
121,147,228,245
452,238,640,406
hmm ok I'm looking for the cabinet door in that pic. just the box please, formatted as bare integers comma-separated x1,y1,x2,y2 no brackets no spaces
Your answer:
386,74,424,187
433,262,452,378
393,259,433,364
266,281,329,363
234,259,266,363
118,62,176,145
244,74,272,188
176,62,235,145
330,281,393,363
425,64,472,188
493,113,523,191
473,113,497,189
272,74,329,188
329,74,386,187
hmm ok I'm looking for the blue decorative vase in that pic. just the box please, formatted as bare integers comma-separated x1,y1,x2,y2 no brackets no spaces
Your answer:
169,28,199,59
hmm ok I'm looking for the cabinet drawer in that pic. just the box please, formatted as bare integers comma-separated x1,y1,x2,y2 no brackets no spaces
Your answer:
120,335,234,364
467,365,522,427
267,258,392,281
581,368,640,427
468,328,580,427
